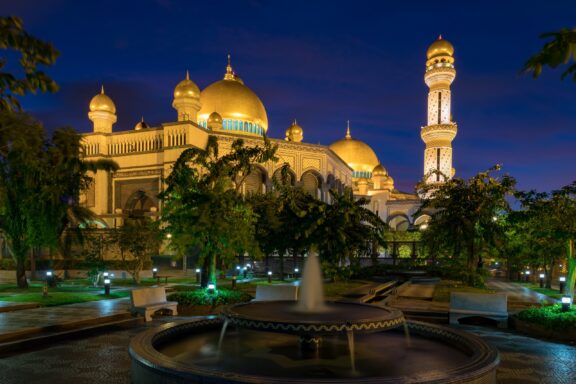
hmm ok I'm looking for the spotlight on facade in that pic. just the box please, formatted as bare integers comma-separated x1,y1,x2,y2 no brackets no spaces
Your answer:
420,223,428,230
166,233,172,239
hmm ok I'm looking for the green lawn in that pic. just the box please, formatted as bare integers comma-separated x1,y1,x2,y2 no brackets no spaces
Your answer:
433,280,495,302
0,290,130,306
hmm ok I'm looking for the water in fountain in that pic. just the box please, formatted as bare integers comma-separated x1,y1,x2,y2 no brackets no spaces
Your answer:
296,252,326,312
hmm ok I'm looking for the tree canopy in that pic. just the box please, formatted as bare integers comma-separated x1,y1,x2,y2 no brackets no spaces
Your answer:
523,28,576,81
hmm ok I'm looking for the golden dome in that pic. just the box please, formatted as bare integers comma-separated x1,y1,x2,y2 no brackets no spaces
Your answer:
134,117,149,130
329,122,379,177
198,55,268,134
382,175,395,190
208,111,222,124
426,35,454,59
174,70,200,99
89,86,116,114
372,164,387,177
285,119,303,142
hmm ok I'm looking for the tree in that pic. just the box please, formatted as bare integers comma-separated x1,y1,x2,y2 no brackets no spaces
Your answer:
522,28,576,81
416,166,516,285
0,112,46,287
314,188,386,280
34,127,117,259
160,135,278,287
515,183,576,298
0,16,59,112
114,217,161,284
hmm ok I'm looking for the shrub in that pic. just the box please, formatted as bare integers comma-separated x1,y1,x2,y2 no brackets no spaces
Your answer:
168,288,252,307
517,304,576,330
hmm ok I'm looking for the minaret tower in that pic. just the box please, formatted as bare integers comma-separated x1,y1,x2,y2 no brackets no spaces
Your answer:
88,86,117,133
421,36,458,184
172,70,201,122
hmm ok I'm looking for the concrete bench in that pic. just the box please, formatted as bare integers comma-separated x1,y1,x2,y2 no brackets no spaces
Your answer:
254,284,299,301
450,292,508,328
130,287,178,322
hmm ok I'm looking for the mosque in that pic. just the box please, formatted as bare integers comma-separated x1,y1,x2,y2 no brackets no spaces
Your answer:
81,37,458,233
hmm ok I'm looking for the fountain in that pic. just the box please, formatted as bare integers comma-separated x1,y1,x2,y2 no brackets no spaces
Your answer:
130,253,500,383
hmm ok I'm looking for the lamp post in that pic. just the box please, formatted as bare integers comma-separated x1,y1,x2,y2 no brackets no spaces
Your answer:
243,265,248,279
559,276,566,294
104,278,111,296
561,296,572,312
294,267,299,278
195,268,201,283
44,271,53,296
152,267,158,279
268,271,272,284
232,275,237,290
539,273,545,289
525,270,531,282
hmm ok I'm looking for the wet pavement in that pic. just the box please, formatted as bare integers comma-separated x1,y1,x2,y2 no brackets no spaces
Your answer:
487,279,556,305
0,316,574,383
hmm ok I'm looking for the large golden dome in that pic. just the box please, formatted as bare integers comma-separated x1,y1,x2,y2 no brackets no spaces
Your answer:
89,86,116,114
198,56,268,135
426,35,454,59
329,123,379,178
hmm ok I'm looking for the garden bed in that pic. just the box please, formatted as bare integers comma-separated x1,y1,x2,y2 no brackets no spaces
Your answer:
513,304,576,342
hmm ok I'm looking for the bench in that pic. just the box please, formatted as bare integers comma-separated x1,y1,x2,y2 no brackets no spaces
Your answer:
450,292,508,328
155,274,173,284
254,284,299,301
130,287,178,322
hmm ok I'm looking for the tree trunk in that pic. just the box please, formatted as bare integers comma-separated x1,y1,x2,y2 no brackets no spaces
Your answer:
16,257,28,288
544,263,552,289
567,239,575,301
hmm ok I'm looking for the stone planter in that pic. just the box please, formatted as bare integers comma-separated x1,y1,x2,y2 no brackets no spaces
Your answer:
511,316,576,342
177,304,224,316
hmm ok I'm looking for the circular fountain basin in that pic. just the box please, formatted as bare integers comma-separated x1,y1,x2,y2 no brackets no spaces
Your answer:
130,317,499,383
222,301,405,336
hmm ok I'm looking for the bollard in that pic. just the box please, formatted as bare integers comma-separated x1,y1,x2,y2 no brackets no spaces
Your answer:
195,268,201,283
232,275,237,290
559,277,566,294
104,278,111,296
539,273,545,289
268,271,272,284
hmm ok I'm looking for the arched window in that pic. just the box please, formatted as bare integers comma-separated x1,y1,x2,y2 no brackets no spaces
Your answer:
249,122,253,132
234,120,238,131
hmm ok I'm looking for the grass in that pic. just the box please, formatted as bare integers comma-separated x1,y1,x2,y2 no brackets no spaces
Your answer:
0,290,130,306
433,280,495,302
518,283,563,300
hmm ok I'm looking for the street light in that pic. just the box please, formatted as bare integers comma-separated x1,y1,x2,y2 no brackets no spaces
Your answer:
268,271,272,284
539,273,545,288
559,276,566,294
525,270,531,282
561,296,572,312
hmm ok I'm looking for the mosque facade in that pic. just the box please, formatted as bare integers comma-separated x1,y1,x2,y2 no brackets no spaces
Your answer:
81,38,458,232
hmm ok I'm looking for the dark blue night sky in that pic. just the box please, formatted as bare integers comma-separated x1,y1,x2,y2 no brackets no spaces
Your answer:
4,0,575,193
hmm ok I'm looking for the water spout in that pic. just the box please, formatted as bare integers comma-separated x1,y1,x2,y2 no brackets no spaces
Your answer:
297,252,326,312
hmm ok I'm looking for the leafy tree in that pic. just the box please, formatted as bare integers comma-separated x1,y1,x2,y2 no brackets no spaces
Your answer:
522,28,576,81
114,217,160,284
160,135,278,287
314,188,386,280
417,166,516,285
515,183,576,298
0,16,59,112
0,112,46,287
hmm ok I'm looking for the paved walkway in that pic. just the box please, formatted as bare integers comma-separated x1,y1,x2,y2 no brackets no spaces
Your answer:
487,279,556,305
0,298,132,343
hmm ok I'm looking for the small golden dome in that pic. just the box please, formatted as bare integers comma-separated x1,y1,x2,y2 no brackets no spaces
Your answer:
426,35,454,59
329,122,379,176
89,86,116,114
208,111,222,124
372,164,387,177
134,117,149,130
382,175,395,190
174,70,200,99
198,56,268,134
285,119,303,142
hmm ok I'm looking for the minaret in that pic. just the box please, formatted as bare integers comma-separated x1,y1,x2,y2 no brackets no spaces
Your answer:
172,70,201,122
421,36,458,184
88,86,117,133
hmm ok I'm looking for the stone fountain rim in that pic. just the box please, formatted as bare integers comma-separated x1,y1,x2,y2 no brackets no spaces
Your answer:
222,301,405,335
129,317,500,384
